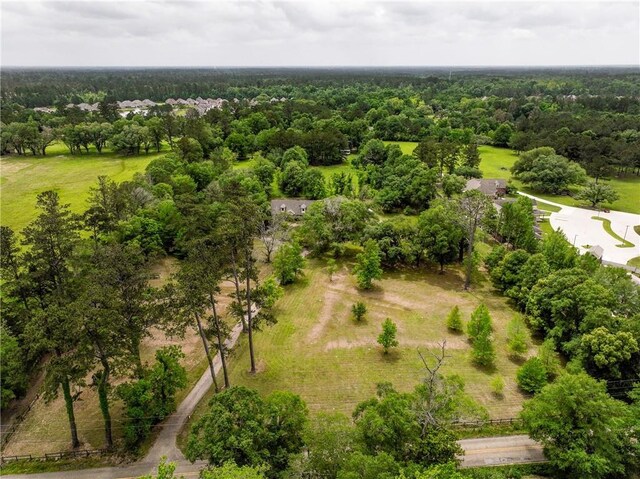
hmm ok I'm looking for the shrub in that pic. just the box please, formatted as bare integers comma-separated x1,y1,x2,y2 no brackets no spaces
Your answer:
491,376,505,397
446,306,463,332
517,357,548,394
352,302,367,322
506,316,530,358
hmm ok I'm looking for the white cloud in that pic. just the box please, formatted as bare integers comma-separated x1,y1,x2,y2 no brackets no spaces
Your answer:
1,0,638,66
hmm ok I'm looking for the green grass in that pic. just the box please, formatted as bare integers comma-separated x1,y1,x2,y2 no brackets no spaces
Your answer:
0,457,113,475
591,217,635,248
477,146,518,179
383,141,418,155
534,201,561,213
180,258,531,452
627,256,640,268
1,141,168,231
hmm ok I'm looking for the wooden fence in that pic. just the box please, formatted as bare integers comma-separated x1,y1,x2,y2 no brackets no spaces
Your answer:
0,393,40,450
451,417,522,428
1,448,110,464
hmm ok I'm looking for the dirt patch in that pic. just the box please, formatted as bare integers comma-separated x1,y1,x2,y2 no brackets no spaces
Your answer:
324,337,469,351
0,159,30,178
306,272,348,343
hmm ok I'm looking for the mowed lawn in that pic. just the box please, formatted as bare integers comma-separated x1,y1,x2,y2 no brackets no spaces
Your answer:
187,259,530,434
1,142,167,232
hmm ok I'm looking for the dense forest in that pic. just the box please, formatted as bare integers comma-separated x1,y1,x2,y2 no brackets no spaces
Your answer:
2,68,640,180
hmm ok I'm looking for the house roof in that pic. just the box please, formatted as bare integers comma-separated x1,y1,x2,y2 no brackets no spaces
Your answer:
270,199,315,216
465,178,507,196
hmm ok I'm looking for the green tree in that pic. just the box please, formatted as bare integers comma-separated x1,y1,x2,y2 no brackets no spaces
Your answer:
521,373,636,478
417,203,463,273
441,174,466,198
493,122,513,146
457,190,491,289
506,316,530,358
0,321,27,409
273,241,305,285
353,239,383,289
513,152,587,194
580,326,639,380
576,182,620,208
537,339,562,379
491,376,505,397
201,463,267,479
471,332,495,367
337,452,399,479
352,302,367,322
377,318,398,354
21,191,85,449
186,386,307,473
516,357,548,394
466,304,492,342
299,413,356,478
445,306,463,333
498,196,537,252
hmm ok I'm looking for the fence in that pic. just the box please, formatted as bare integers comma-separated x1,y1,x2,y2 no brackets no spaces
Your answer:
0,393,40,450
451,417,522,428
1,448,110,464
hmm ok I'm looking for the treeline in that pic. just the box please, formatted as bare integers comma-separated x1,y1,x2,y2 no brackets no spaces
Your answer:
3,70,640,176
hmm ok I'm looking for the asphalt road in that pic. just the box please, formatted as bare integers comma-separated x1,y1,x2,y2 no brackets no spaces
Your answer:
458,434,545,468
2,435,545,478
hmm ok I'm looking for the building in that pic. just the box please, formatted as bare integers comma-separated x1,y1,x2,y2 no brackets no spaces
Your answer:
465,178,507,198
270,199,315,218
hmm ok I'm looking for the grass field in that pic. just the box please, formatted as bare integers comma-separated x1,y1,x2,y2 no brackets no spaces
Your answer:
1,142,169,232
182,258,531,449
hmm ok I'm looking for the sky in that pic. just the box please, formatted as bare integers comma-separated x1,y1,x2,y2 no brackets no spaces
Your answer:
1,0,639,67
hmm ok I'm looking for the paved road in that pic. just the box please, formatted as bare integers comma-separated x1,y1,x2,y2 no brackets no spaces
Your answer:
1,435,545,478
142,321,245,464
518,192,640,264
458,435,545,468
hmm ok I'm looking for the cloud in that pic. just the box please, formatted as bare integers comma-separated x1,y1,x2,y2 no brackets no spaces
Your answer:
1,0,638,66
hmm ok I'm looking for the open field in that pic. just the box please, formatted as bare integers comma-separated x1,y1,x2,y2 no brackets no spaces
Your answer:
184,258,531,444
0,142,169,232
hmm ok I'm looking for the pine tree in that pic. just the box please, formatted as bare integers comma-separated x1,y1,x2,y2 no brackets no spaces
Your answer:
446,306,463,332
467,304,492,342
471,332,496,367
353,240,383,289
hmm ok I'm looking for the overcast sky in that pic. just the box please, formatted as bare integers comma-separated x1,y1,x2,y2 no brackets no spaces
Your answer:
1,0,638,67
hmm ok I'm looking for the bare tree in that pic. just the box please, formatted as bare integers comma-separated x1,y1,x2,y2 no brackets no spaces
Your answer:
457,190,490,290
258,212,290,263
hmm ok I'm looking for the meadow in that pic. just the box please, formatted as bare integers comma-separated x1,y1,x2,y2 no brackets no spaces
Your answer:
0,142,169,232
182,257,531,451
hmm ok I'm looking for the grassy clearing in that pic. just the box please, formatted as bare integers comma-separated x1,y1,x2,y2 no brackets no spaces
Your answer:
1,142,169,231
591,217,635,248
182,258,531,449
0,457,114,474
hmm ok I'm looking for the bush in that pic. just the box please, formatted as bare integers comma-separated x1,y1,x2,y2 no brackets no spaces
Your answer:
352,302,367,322
506,316,529,358
491,376,505,397
517,357,548,394
446,306,463,332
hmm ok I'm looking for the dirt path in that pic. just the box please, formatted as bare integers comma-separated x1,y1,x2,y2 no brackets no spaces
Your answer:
306,272,347,343
142,319,245,464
